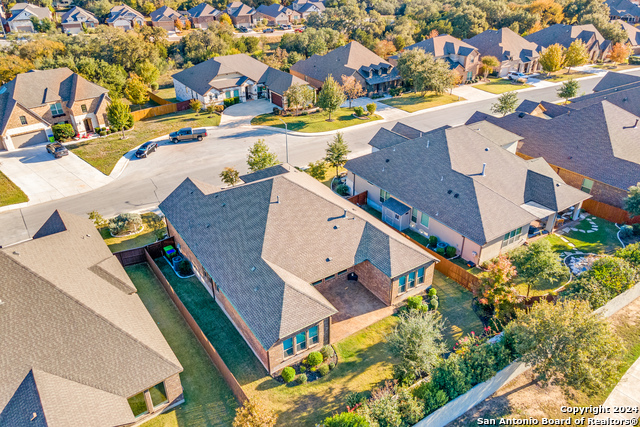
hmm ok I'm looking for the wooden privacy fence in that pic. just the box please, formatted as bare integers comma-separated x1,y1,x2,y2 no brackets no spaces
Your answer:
131,100,191,121
582,198,640,225
348,190,368,206
148,92,173,106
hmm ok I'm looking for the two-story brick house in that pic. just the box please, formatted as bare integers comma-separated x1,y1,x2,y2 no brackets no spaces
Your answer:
0,68,110,151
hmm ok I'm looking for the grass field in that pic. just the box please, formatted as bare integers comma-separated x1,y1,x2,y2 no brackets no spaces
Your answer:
68,110,220,175
100,212,166,253
537,71,593,82
379,92,463,112
0,171,28,207
251,108,381,133
473,78,532,94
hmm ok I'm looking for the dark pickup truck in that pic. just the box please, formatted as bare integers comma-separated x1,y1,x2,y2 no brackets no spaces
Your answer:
169,127,207,143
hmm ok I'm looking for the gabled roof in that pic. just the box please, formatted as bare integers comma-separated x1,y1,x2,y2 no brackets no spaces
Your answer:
107,4,144,22
346,122,589,245
226,1,255,17
187,3,221,18
172,54,307,96
404,34,478,59
465,27,539,63
391,122,424,139
608,0,640,18
150,5,182,22
256,3,292,18
368,127,409,150
562,71,640,116
593,70,640,92
8,3,51,21
0,211,182,426
159,168,436,349
0,68,109,135
466,101,640,191
525,24,608,51
60,6,98,24
614,20,640,47
298,1,325,13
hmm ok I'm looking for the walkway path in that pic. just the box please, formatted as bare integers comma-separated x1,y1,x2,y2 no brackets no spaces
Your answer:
594,356,640,423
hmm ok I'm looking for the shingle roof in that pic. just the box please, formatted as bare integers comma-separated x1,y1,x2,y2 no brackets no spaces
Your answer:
466,101,640,191
525,24,608,52
60,6,98,24
172,54,307,96
404,34,477,59
8,3,51,21
107,4,144,23
614,20,640,46
298,1,325,13
465,28,539,63
159,168,436,349
150,5,182,22
256,3,291,18
608,0,640,19
0,211,182,427
391,122,424,139
346,122,589,245
368,127,409,150
593,70,640,92
240,164,290,183
226,1,255,17
187,3,221,18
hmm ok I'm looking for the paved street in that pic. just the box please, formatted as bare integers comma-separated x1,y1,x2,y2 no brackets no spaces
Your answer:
0,70,636,247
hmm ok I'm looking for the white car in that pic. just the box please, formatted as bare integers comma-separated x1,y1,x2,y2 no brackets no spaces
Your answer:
507,71,527,81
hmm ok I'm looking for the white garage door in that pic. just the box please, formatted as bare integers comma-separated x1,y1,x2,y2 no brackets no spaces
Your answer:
12,130,49,148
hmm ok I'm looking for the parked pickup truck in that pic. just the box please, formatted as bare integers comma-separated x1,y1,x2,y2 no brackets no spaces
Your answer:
169,127,207,143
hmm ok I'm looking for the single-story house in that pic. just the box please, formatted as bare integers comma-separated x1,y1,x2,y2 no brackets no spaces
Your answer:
290,41,402,94
525,24,612,62
0,210,184,426
608,0,640,23
466,99,640,209
150,5,187,31
107,4,145,30
187,3,221,29
60,6,99,34
7,3,52,33
345,121,590,265
292,0,325,18
226,1,255,27
172,54,309,108
391,34,481,82
464,27,541,76
159,166,438,374
255,4,300,25
0,68,110,151
614,20,640,53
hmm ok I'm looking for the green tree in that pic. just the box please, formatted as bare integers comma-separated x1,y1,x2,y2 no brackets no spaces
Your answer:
124,74,149,107
396,48,456,94
219,13,233,26
232,400,277,427
325,132,350,178
491,91,519,116
388,309,446,385
306,160,327,181
190,99,202,113
564,39,590,74
510,239,568,297
557,79,580,104
473,254,519,319
220,167,240,186
616,243,640,270
625,182,640,218
247,139,279,172
106,98,133,139
134,60,160,86
480,56,500,80
284,84,315,116
505,300,621,395
539,43,566,73
317,75,346,121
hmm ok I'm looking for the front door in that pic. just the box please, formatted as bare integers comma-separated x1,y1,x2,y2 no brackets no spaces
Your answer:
245,85,250,100
83,118,94,132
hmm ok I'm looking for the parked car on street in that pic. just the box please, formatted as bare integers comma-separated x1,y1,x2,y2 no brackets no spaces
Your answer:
280,24,291,30
262,27,274,33
169,128,207,143
507,71,527,81
135,141,158,158
294,28,303,33
46,142,69,158
237,26,249,33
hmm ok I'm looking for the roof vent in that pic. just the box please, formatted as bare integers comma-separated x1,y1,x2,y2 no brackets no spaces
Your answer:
221,203,226,207
623,97,628,102
12,251,19,256
485,147,489,151
326,257,332,262
482,163,487,177
440,176,443,181
427,140,430,147
206,224,211,228
382,167,385,172
385,159,390,163
447,189,452,194
334,225,339,229
190,191,194,194
254,286,259,292
31,413,37,421
251,266,256,271
454,193,459,198
518,112,525,118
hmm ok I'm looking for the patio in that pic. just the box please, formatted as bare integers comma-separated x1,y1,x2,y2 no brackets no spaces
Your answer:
315,276,394,343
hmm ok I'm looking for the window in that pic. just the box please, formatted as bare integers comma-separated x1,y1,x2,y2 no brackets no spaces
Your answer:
128,392,148,418
296,332,307,352
379,189,390,203
417,267,425,284
150,383,168,407
581,178,594,194
19,116,27,125
466,71,473,81
309,325,319,345
49,102,64,116
311,280,322,286
411,207,417,223
81,104,87,113
337,269,348,275
283,337,294,357
502,227,523,247
398,275,406,293
408,271,416,288
420,213,430,228
325,274,335,281
233,89,239,98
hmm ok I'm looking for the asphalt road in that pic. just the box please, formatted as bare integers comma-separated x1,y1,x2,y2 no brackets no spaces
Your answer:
0,71,633,246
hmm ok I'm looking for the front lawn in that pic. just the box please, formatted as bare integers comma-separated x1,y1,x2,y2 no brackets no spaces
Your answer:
0,171,28,207
537,71,593,82
126,264,238,427
100,212,166,253
251,108,382,133
379,92,463,113
68,110,220,175
473,78,532,94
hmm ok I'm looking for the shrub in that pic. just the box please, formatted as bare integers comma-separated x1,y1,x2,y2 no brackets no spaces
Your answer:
307,351,323,367
421,382,449,415
99,131,106,136
353,106,365,117
445,245,456,258
428,288,437,298
428,296,439,311
567,255,637,308
431,354,472,400
620,225,634,239
176,259,192,276
272,106,281,115
190,99,202,113
346,391,365,408
321,345,335,361
318,364,330,376
329,362,335,370
52,123,76,141
299,365,306,373
436,247,446,256
150,82,159,91
389,87,403,96
406,295,423,311
214,105,225,113
633,223,640,235
429,235,438,247
616,243,640,270
310,366,317,372
366,102,377,115
108,213,143,236
397,388,425,425
205,105,215,115
281,367,295,383
296,374,307,385
323,412,369,427
300,111,308,116
336,184,350,196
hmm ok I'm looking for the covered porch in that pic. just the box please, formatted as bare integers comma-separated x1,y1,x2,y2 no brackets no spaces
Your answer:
523,201,584,239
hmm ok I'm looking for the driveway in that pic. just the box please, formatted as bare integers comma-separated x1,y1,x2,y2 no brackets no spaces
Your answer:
0,145,112,209
341,96,411,121
220,99,275,128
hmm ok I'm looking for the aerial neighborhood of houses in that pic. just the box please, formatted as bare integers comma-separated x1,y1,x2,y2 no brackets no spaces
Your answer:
2,0,640,425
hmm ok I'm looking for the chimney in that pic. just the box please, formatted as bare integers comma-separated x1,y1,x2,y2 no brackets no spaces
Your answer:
482,163,486,177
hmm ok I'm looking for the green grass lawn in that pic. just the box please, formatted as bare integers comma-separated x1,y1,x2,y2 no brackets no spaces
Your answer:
251,108,382,133
0,171,28,207
473,78,532,94
154,87,178,103
537,71,593,82
379,92,463,113
126,263,238,427
68,110,220,175
100,213,166,253
546,215,622,255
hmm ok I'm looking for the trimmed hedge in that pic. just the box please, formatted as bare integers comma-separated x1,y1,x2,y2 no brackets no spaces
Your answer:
281,367,295,383
52,123,75,141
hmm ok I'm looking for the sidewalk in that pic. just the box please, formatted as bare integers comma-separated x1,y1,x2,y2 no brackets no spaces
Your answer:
594,356,640,422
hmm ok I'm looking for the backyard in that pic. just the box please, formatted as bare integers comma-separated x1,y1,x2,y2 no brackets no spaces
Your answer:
0,171,28,207
126,263,238,427
379,92,463,113
251,108,382,133
68,110,220,175
101,212,167,253
473,78,532,94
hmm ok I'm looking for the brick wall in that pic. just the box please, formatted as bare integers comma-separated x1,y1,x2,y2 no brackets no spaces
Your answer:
267,318,330,374
163,373,183,403
354,260,392,305
390,262,436,304
4,104,48,133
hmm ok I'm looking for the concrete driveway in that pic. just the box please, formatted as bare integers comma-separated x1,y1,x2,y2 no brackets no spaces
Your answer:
220,99,275,128
0,145,112,209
